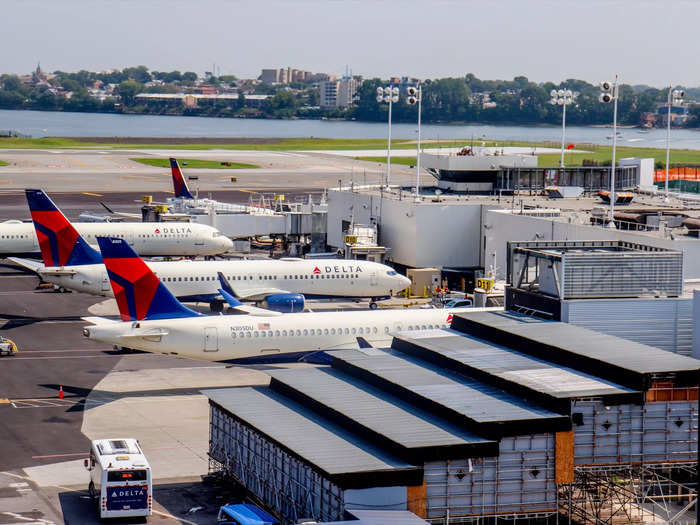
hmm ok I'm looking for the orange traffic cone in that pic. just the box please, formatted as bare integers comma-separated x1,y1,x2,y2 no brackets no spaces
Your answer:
58,386,64,399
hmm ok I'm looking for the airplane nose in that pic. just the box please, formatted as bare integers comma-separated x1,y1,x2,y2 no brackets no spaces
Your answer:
399,275,411,290
220,237,233,251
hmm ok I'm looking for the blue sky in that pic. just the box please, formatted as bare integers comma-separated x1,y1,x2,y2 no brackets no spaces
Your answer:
4,0,699,86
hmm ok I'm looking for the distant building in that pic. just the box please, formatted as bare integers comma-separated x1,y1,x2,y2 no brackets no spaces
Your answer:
261,68,318,85
260,69,280,84
319,77,360,110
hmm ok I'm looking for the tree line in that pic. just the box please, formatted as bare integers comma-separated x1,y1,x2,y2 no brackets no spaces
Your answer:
0,66,698,127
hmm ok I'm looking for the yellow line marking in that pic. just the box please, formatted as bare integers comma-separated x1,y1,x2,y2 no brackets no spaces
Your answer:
239,189,256,193
0,399,9,404
81,192,103,197
163,189,174,194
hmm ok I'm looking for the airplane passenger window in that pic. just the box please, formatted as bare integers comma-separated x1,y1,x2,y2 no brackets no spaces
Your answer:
296,330,301,336
344,328,349,335
283,330,288,336
231,332,237,339
351,328,356,334
303,329,308,336
275,331,280,337
267,331,273,337
384,327,389,333
359,328,364,334
330,329,335,335
254,331,259,337
246,332,251,338
324,329,329,335
261,331,266,337
372,327,377,334
310,329,315,335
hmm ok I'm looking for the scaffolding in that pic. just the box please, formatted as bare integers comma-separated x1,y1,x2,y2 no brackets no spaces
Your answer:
560,463,697,524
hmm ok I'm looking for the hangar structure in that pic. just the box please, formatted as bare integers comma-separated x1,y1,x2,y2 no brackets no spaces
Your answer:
206,311,699,524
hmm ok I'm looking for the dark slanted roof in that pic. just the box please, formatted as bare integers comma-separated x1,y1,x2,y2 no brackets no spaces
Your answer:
268,367,497,462
451,311,700,390
204,387,422,489
329,348,570,437
390,329,639,412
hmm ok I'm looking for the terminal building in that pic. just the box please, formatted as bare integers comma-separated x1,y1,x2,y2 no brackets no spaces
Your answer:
205,310,699,524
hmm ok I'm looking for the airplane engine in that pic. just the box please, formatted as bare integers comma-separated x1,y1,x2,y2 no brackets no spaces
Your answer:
261,293,305,313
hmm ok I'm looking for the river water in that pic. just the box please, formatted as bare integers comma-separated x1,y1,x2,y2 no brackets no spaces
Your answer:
1,109,699,149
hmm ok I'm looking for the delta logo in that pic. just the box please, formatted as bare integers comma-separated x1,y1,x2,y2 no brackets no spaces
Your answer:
446,314,453,324
312,267,321,274
312,265,364,274
154,228,161,234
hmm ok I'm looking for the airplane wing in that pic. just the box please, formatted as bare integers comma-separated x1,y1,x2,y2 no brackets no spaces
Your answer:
216,277,283,317
231,287,293,301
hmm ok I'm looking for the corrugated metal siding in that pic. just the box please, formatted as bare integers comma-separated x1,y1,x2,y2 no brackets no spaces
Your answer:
424,434,556,519
210,403,346,523
561,252,683,299
562,298,693,355
572,400,698,465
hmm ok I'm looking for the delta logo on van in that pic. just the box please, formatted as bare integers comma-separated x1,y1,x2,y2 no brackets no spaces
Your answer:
312,265,363,274
106,485,148,511
447,314,453,324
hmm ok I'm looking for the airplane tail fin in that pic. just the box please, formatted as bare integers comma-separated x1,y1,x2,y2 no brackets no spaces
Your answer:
96,236,200,321
25,189,102,267
169,158,194,199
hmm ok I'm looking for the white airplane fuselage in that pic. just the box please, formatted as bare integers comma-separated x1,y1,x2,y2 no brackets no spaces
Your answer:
25,259,411,301
0,221,232,257
84,307,498,361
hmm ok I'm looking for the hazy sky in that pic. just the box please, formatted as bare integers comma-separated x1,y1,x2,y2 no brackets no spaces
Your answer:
4,0,699,87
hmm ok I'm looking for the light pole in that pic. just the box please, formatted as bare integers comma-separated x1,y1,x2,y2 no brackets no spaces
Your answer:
599,76,619,229
407,84,422,202
664,86,685,201
376,86,399,187
549,89,575,168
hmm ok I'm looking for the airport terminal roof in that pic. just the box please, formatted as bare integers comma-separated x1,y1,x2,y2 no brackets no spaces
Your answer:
391,329,639,412
328,348,570,437
452,311,700,389
267,367,497,462
204,387,422,489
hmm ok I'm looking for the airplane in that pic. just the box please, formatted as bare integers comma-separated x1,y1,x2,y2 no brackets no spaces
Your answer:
82,236,497,362
11,190,410,311
0,189,233,258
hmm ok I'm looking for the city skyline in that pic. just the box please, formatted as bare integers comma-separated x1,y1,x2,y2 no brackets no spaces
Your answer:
2,0,699,87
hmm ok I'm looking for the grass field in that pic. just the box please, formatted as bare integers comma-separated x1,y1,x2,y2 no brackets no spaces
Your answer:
0,136,565,151
1,137,699,168
130,158,259,169
0,160,8,166
355,156,417,166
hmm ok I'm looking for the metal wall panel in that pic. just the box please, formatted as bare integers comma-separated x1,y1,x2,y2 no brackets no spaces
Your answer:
209,405,346,523
562,297,693,355
561,252,683,299
572,400,698,465
424,434,556,519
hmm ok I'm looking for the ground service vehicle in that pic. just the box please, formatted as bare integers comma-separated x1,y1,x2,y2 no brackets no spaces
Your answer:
217,503,279,525
0,337,17,356
84,438,152,519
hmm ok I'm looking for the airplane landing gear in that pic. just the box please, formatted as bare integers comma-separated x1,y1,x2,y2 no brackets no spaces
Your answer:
210,300,224,313
369,301,378,310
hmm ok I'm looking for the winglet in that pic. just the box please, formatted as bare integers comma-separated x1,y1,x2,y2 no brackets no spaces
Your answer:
25,189,102,267
170,158,194,199
356,337,373,349
96,236,201,321
217,272,241,300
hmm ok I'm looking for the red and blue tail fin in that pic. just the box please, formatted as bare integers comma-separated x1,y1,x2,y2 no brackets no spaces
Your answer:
170,158,194,199
25,189,102,267
96,236,200,322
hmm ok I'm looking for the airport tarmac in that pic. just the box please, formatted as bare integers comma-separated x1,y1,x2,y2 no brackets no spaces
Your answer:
0,148,415,193
0,258,423,523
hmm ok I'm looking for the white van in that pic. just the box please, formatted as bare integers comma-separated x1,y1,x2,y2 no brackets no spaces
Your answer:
84,438,152,519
